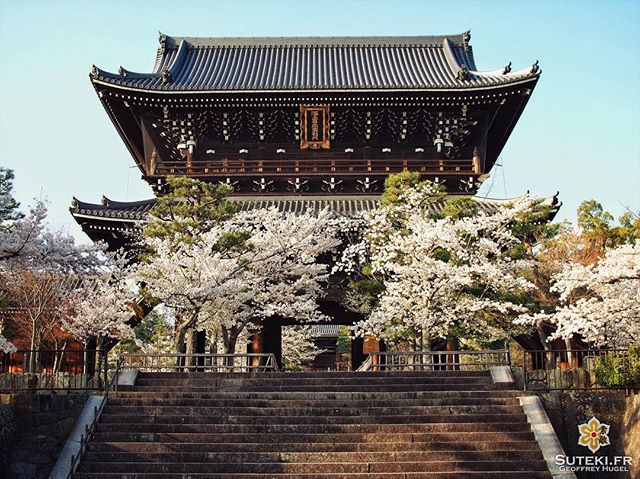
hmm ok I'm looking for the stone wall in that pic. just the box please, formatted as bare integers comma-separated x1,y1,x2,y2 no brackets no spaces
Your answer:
622,394,640,479
538,390,639,479
0,393,88,479
0,400,17,475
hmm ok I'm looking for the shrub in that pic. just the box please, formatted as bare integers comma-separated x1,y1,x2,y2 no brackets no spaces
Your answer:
594,346,640,388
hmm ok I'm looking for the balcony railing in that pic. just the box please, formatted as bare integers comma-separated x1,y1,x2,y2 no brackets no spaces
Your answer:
155,157,474,177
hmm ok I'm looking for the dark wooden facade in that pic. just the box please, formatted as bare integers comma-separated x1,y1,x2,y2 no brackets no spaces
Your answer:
88,33,540,197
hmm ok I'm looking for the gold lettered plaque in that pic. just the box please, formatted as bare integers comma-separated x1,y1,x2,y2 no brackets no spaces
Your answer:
300,105,330,149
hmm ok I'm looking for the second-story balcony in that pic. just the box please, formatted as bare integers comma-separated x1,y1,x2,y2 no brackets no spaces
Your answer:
151,156,477,178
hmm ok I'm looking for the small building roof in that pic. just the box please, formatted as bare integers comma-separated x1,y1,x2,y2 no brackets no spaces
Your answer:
90,32,539,92
71,196,156,221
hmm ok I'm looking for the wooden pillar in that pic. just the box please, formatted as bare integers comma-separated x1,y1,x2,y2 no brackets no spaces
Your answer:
263,317,282,370
196,330,206,370
472,146,481,174
186,150,193,173
248,317,282,370
248,332,263,369
446,337,459,371
363,334,381,370
350,336,365,371
85,337,97,376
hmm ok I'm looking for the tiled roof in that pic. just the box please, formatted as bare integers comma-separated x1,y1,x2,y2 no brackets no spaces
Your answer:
70,193,560,223
232,196,379,216
70,196,156,221
309,324,341,337
90,33,540,92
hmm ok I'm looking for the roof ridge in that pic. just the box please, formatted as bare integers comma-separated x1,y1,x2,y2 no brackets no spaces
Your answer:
160,33,470,49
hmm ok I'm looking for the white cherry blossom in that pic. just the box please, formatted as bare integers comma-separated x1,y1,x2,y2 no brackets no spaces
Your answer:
517,242,640,347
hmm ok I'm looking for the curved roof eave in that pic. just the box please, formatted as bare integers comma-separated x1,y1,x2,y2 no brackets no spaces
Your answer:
90,74,539,95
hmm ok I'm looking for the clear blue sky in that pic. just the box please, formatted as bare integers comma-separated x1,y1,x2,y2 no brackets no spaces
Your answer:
1,0,638,242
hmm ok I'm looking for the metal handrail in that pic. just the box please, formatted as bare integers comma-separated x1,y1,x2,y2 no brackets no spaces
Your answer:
356,354,373,372
358,350,510,372
63,354,123,479
120,353,280,373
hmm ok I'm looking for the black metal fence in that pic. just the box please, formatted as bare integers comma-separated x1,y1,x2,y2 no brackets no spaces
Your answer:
521,348,638,391
0,349,110,391
358,350,511,372
121,353,281,373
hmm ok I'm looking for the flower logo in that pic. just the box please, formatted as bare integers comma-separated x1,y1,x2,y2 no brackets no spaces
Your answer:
578,416,610,453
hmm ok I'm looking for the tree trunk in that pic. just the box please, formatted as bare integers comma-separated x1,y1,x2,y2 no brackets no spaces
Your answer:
28,320,37,373
97,337,105,389
564,338,574,367
209,331,219,355
532,318,553,357
174,327,187,370
185,328,197,370
223,329,239,369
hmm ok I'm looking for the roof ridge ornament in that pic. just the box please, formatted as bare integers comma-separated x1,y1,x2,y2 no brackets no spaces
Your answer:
118,66,127,77
462,30,471,52
161,70,173,84
530,60,540,74
90,64,99,78
456,64,470,81
503,62,512,74
159,32,167,49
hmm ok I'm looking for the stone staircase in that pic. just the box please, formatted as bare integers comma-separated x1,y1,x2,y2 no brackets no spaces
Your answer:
74,370,553,478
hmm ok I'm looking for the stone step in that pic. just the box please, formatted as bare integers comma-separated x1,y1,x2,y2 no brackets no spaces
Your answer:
72,370,552,479
136,370,492,379
98,413,528,425
87,440,543,453
77,460,549,474
112,391,521,402
83,450,544,464
103,404,524,417
131,384,499,392
95,421,532,434
108,395,521,407
91,431,537,444
133,377,493,387
74,472,553,479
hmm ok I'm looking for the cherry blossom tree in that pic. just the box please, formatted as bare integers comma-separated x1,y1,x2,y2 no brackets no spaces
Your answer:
282,326,324,371
337,182,536,347
1,201,108,273
516,242,640,347
61,265,136,347
6,272,76,352
514,200,639,350
1,170,114,353
0,332,15,353
138,207,341,354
